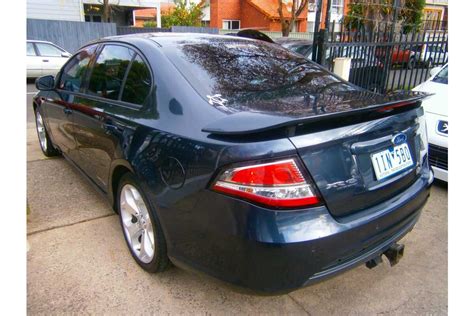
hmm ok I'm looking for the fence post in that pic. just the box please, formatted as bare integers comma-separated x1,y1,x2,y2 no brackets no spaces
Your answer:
316,29,328,66
311,0,323,62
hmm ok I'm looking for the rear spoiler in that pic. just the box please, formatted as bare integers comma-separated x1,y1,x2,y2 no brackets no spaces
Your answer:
202,92,431,136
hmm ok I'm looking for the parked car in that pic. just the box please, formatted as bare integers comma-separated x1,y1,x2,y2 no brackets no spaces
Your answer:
413,64,448,182
274,37,313,56
27,40,71,78
33,33,433,294
375,45,418,69
275,38,384,91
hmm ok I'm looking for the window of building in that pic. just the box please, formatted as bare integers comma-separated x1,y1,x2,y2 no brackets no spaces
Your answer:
59,45,98,92
330,0,344,22
87,45,135,100
222,20,240,30
85,15,102,22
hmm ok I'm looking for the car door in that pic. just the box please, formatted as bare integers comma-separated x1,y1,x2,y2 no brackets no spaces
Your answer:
27,42,43,78
35,42,69,77
72,44,152,190
42,44,98,162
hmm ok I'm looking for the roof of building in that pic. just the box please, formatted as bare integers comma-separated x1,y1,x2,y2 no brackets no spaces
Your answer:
248,0,308,20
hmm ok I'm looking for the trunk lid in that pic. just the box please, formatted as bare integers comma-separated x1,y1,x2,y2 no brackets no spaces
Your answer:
289,106,427,218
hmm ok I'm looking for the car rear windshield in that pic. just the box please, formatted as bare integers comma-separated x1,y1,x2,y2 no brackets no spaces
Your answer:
163,37,357,109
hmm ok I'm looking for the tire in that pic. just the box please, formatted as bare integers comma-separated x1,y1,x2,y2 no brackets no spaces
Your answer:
35,107,60,157
117,173,170,273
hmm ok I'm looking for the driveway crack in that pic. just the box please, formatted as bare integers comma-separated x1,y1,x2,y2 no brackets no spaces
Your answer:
288,293,311,315
27,213,116,236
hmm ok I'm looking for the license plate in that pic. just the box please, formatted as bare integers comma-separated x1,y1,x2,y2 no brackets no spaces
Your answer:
371,143,413,181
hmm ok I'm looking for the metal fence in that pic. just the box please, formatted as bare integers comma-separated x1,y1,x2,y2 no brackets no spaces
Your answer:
219,29,314,40
27,19,117,53
313,20,448,93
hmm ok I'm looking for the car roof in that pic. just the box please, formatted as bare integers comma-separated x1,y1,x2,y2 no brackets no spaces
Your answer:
27,39,55,44
99,32,261,47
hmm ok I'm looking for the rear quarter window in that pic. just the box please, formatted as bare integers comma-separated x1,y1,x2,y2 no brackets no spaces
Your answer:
121,55,152,105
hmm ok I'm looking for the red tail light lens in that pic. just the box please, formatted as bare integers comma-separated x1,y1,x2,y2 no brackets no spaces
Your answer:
211,158,321,209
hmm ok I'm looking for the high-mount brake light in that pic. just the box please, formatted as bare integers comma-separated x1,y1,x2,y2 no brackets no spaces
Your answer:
211,158,321,209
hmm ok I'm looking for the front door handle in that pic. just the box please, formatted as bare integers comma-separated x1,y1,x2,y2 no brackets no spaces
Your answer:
42,59,49,62
63,108,72,115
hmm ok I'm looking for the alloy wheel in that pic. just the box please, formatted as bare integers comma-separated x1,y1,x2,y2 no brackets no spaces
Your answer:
120,184,155,264
36,110,47,152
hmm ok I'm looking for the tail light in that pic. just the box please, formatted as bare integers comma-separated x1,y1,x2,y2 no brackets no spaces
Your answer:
211,158,321,209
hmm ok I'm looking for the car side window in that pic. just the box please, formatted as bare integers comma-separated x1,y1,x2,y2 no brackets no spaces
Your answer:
27,43,37,56
36,43,64,57
121,55,152,105
59,45,97,92
87,45,135,100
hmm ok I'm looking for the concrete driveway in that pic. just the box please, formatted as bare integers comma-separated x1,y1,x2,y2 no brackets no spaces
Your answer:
27,84,447,315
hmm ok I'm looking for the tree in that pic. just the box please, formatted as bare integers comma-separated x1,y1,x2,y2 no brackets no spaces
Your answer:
99,0,113,23
161,0,205,28
344,0,425,34
400,0,425,33
278,0,309,37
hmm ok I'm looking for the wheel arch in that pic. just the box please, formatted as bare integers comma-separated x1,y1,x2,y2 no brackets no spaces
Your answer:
109,160,135,213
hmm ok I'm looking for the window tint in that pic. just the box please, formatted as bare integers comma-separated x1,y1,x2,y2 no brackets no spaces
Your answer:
59,45,97,92
27,43,36,56
87,45,135,100
36,43,64,57
165,37,355,108
121,55,152,104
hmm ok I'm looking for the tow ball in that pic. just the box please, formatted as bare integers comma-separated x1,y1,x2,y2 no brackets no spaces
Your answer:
365,243,405,269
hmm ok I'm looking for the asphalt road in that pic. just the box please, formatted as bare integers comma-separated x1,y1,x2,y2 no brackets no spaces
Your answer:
26,84,447,314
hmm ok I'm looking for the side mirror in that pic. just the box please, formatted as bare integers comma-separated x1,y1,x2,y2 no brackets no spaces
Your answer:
35,75,55,91
61,52,71,58
430,66,442,77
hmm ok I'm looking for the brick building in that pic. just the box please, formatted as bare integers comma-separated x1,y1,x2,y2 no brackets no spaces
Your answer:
209,0,308,32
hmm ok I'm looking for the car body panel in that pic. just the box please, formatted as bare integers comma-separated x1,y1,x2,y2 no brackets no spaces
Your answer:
33,33,433,293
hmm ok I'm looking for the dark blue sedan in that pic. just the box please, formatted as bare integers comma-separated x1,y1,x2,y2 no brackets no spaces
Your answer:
33,33,433,294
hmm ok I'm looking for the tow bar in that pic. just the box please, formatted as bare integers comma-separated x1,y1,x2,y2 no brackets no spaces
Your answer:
365,243,405,269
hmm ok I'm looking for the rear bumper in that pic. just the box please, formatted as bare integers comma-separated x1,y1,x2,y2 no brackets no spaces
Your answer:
162,169,433,294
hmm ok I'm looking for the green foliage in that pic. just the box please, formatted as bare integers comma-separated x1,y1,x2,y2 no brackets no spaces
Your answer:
400,0,426,33
143,21,157,28
161,0,205,28
344,0,426,33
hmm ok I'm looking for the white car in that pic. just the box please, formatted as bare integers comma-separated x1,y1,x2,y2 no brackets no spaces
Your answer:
27,40,71,78
413,64,448,181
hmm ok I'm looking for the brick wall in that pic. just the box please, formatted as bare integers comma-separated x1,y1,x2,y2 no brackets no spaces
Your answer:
210,0,309,32
241,0,270,30
210,0,241,29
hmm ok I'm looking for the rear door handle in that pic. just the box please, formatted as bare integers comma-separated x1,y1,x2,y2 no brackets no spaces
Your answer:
63,108,72,115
